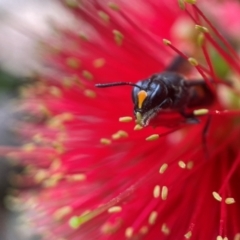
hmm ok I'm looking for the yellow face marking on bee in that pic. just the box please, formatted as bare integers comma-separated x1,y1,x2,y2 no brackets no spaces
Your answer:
137,90,147,109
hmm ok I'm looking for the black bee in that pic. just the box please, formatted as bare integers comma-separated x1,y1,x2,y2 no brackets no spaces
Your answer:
95,58,214,127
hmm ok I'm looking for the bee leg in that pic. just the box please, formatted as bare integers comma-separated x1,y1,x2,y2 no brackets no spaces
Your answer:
179,110,200,124
202,114,211,159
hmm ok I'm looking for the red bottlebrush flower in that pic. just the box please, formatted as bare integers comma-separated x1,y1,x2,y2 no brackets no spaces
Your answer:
7,0,240,240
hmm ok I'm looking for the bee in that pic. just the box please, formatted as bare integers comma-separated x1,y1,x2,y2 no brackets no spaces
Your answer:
95,57,214,127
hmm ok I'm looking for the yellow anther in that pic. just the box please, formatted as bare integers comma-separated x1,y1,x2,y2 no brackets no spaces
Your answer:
98,11,110,22
146,134,159,141
134,124,143,130
84,89,96,98
197,32,205,47
119,116,133,122
108,206,122,213
193,109,209,116
66,57,81,69
66,174,86,182
100,138,111,145
82,70,93,80
148,211,158,225
178,160,186,169
49,86,62,97
178,0,185,10
163,39,171,45
161,186,168,200
22,143,35,152
234,233,240,240
184,0,196,4
108,2,120,11
113,30,124,46
188,57,198,66
93,58,106,68
159,163,168,174
153,185,160,198
195,25,209,33
161,223,170,235
184,231,192,239
78,32,88,41
225,198,235,204
53,206,72,221
65,0,78,8
125,227,133,238
212,191,222,202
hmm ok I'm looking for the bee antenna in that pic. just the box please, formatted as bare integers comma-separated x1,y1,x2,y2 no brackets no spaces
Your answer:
95,82,142,89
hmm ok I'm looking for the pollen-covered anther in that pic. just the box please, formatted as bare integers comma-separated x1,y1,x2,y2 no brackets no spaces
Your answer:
112,130,128,140
139,226,148,235
234,233,240,240
93,58,106,68
178,160,186,169
125,227,133,238
161,186,168,200
184,231,192,239
66,174,86,182
78,31,88,41
153,185,160,198
212,191,222,202
108,2,120,11
216,236,224,240
119,116,133,122
32,133,44,143
98,11,110,23
49,86,62,97
43,173,64,188
34,169,48,183
100,138,112,145
188,57,198,66
53,206,72,221
197,32,205,47
195,25,209,33
66,57,81,69
113,30,124,46
161,223,170,235
146,134,159,141
82,70,93,80
178,0,185,10
61,112,74,121
50,159,61,171
184,0,196,4
22,143,35,152
53,141,65,154
65,0,79,8
148,211,158,225
225,197,235,204
101,219,122,234
134,124,143,130
193,109,209,116
108,206,122,213
159,163,168,174
163,39,171,45
84,89,96,98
